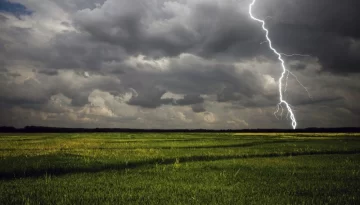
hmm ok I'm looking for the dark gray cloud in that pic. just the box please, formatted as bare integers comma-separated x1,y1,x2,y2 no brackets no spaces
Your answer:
259,0,360,38
0,0,359,128
254,0,360,73
70,0,360,73
191,103,206,113
0,79,49,106
55,0,106,12
0,14,8,21
115,54,265,110
175,94,204,106
127,87,172,108
72,0,268,60
38,69,59,76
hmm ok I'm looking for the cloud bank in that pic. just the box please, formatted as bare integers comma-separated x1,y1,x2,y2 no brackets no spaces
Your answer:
0,0,359,128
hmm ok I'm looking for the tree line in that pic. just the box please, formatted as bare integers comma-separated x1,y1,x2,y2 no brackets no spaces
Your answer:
0,126,359,133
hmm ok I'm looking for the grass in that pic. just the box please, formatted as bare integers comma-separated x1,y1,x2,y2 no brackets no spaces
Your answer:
0,132,359,204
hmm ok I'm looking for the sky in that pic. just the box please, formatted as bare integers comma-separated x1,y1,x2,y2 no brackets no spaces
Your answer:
0,0,359,129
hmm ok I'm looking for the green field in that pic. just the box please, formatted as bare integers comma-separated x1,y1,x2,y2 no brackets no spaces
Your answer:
0,133,359,204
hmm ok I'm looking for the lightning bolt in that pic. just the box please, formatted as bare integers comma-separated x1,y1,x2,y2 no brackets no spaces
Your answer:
249,0,299,129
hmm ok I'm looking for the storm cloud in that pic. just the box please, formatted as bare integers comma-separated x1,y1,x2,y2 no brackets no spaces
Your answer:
0,0,359,129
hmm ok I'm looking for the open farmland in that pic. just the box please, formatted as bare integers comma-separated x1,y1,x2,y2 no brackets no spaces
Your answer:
0,132,359,204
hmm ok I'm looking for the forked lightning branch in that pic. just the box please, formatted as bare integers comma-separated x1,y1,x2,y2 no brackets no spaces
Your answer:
249,0,311,129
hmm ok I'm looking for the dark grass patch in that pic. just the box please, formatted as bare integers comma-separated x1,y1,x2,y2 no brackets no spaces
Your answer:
1,149,359,180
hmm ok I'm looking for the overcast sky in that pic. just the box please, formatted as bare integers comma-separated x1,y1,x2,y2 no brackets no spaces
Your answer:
0,0,359,129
